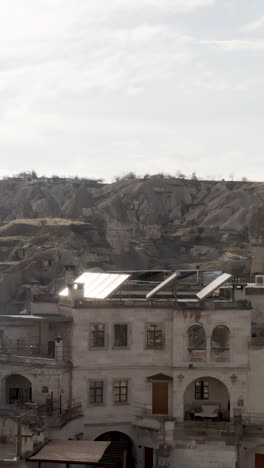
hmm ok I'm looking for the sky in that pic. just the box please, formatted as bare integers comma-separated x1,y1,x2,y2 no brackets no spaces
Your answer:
0,0,264,181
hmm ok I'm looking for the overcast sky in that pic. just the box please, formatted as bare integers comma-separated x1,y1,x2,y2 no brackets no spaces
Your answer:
0,0,264,181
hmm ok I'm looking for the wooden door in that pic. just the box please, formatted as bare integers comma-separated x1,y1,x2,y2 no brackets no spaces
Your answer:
256,454,264,468
152,382,168,414
144,447,153,468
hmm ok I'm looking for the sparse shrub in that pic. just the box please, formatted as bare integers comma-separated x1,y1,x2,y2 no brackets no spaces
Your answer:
176,171,186,179
122,172,137,180
15,170,38,180
114,172,137,182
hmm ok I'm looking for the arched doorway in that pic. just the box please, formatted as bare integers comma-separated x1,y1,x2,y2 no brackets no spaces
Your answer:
6,374,32,404
95,432,134,468
183,376,230,421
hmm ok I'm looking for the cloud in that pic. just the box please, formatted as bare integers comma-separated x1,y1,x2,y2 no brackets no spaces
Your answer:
0,0,216,38
0,22,194,109
241,15,264,32
201,39,264,52
1,0,264,182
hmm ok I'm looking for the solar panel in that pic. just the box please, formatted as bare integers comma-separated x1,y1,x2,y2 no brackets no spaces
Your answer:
59,272,130,300
196,273,232,300
146,272,179,299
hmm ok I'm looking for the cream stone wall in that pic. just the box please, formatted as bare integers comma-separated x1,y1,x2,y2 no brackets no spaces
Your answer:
0,364,71,407
1,298,258,468
169,445,236,468
58,302,251,433
173,307,251,367
70,307,173,369
248,347,264,413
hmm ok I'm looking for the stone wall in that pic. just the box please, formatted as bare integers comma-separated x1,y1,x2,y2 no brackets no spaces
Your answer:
0,364,71,408
169,445,236,468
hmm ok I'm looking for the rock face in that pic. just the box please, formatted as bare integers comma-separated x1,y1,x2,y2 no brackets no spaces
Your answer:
0,175,263,312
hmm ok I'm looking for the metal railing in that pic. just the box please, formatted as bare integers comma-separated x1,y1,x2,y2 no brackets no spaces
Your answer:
134,402,175,421
32,293,58,302
241,412,264,425
211,348,230,361
231,277,253,285
134,402,152,417
0,345,72,361
135,405,264,430
17,398,83,429
179,420,232,430
188,349,207,362
38,398,83,427
251,337,264,346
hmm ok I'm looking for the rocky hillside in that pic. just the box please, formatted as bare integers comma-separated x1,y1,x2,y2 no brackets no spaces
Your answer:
0,175,263,312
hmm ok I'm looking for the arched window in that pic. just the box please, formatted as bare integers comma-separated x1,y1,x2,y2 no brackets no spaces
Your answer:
187,325,206,361
6,374,32,404
211,326,230,361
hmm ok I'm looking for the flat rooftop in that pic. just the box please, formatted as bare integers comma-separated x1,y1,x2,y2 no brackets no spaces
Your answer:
0,314,72,324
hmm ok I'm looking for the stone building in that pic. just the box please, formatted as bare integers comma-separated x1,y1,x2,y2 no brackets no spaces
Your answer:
1,269,264,468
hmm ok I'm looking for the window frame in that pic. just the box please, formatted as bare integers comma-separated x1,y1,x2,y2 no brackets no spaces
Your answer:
113,379,129,405
88,380,104,405
187,324,206,362
211,325,231,362
146,323,163,349
89,323,106,349
195,380,209,400
113,323,129,349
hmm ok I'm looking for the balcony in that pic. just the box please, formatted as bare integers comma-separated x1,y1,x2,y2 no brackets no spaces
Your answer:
188,349,206,362
0,344,71,366
211,348,230,362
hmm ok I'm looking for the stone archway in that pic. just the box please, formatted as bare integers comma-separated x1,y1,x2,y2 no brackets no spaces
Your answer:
183,376,230,421
5,374,32,404
95,431,134,468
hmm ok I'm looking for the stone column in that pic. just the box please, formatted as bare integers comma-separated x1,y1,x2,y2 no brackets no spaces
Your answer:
206,335,211,363
55,336,64,361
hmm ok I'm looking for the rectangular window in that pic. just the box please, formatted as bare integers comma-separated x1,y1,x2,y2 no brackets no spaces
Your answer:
195,380,209,400
114,380,128,403
114,324,128,347
90,324,105,348
89,381,104,404
146,324,162,348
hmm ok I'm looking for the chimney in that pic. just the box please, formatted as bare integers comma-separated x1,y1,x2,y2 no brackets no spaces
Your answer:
67,282,84,303
64,265,76,285
73,283,85,301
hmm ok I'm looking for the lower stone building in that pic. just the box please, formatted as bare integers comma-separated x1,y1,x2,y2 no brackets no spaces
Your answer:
1,269,264,468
